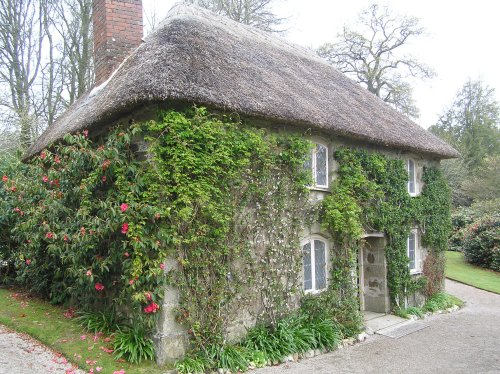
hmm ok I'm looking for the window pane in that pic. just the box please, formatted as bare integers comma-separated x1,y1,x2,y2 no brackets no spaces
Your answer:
303,242,312,290
408,233,416,270
408,160,415,194
315,144,327,186
314,240,326,290
304,152,312,183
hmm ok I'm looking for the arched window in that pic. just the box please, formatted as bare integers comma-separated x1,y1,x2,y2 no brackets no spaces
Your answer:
302,237,327,292
407,159,416,195
305,143,328,188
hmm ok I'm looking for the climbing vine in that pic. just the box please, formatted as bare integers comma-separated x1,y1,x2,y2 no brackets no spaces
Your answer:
142,108,311,349
320,148,451,308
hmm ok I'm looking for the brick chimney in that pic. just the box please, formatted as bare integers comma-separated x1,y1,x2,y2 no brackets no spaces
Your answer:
92,0,143,86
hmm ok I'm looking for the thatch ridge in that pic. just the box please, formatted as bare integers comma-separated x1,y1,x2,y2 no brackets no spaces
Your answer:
25,3,458,159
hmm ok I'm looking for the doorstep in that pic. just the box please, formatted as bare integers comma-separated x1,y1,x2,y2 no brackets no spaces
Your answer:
363,311,408,333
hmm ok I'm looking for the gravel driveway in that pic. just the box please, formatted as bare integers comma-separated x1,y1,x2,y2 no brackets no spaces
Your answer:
254,279,500,374
0,325,82,374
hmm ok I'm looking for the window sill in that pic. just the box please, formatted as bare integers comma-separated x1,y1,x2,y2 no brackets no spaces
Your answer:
304,288,327,295
308,186,330,193
410,270,422,276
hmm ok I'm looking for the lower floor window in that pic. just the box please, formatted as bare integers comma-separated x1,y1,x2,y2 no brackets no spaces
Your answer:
303,238,327,292
408,231,417,272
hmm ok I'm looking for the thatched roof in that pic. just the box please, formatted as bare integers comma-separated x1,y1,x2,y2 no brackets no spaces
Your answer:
25,4,458,159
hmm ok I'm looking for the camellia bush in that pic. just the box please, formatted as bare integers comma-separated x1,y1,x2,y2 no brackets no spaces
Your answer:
1,128,167,329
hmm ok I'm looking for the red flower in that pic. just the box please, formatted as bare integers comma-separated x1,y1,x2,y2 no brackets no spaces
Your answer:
25,259,31,265
120,203,129,212
129,279,134,285
121,223,129,234
94,283,104,291
63,235,69,242
10,186,16,192
101,176,107,182
80,227,86,236
83,129,89,138
2,175,7,182
86,270,92,276
143,302,160,314
46,232,54,239
124,252,130,258
42,176,49,183
160,263,165,270
54,155,61,164
145,292,152,301
40,151,46,160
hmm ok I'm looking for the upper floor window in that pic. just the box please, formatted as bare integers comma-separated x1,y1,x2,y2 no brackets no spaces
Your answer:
407,159,416,195
407,231,417,273
306,143,328,188
303,238,327,292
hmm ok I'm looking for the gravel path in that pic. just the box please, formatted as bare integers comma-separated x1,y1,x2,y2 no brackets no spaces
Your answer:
0,325,82,374
254,279,500,374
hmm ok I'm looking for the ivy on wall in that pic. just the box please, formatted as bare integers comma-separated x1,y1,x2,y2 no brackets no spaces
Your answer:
320,148,451,307
142,108,312,349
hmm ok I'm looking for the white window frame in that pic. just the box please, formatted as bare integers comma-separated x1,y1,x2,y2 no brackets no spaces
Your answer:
407,230,419,274
302,236,328,293
407,159,417,196
310,142,328,189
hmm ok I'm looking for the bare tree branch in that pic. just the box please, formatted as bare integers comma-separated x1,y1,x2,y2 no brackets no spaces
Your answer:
317,4,434,119
183,0,286,32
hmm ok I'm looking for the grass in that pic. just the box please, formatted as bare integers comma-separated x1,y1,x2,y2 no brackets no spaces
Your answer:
446,251,500,294
0,287,165,374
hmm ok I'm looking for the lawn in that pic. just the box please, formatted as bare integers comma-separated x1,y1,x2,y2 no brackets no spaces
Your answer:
0,287,165,374
445,251,500,294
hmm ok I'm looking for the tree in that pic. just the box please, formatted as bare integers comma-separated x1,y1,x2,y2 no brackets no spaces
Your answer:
317,4,434,119
431,80,500,171
0,0,93,150
183,0,285,32
430,80,500,206
0,0,45,147
54,0,94,106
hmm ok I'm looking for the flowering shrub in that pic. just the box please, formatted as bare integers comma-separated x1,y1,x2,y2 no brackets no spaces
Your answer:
1,127,167,331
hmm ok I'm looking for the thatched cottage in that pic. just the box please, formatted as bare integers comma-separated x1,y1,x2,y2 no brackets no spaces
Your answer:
26,1,457,365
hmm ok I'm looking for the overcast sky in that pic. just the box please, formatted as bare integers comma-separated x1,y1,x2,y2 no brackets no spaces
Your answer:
143,0,500,129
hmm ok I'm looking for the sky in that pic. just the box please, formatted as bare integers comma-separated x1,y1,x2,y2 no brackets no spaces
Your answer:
143,0,500,129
